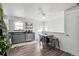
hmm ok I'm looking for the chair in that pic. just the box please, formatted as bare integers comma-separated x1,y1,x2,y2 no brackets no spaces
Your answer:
47,35,54,48
48,35,60,50
54,37,60,49
39,35,48,48
39,35,45,45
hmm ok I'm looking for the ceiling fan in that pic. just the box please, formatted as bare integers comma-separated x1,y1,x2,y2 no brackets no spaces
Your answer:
36,5,48,22
38,6,46,17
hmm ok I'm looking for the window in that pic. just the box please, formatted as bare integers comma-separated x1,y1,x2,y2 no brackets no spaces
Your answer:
14,21,23,30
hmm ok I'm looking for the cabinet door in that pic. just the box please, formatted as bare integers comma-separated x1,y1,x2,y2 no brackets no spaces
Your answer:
12,32,26,44
26,33,29,41
26,33,35,41
28,34,32,41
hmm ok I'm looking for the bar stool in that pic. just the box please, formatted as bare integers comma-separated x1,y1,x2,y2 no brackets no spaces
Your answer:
51,37,60,50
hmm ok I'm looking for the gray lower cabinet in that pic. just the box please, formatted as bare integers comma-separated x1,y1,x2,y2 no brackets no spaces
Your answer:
10,32,35,44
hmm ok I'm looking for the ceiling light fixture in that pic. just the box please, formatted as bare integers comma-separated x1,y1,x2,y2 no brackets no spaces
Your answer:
39,6,46,18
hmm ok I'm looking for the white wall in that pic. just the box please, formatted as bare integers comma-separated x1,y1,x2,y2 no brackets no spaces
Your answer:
45,11,64,33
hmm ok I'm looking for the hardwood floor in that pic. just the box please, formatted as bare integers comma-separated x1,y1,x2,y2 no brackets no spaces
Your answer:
7,42,72,56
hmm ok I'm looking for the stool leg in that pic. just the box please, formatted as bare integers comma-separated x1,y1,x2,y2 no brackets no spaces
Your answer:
57,39,60,50
53,40,56,50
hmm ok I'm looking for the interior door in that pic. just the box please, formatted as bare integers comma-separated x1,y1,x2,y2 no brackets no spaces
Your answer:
65,10,78,55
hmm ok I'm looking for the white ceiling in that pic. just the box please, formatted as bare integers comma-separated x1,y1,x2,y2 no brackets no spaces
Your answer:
2,3,76,21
